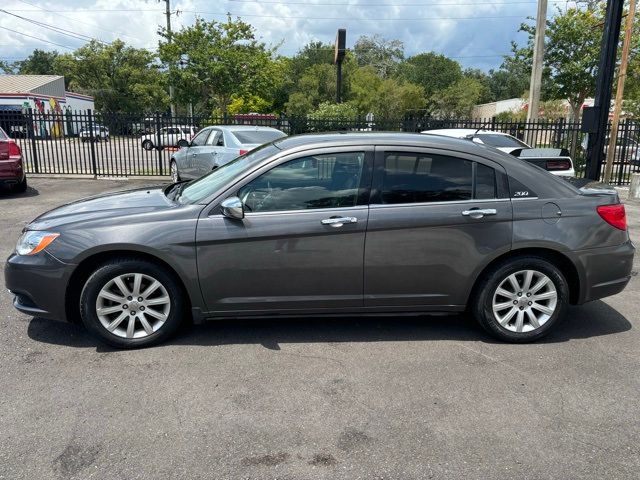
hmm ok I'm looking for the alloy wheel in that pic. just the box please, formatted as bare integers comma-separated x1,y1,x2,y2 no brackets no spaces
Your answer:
170,162,179,182
491,269,557,333
95,273,171,339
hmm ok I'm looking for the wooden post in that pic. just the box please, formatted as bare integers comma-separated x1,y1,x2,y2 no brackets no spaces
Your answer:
603,0,636,184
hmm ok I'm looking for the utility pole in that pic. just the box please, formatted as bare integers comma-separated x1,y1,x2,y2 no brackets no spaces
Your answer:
603,0,636,183
585,0,624,181
526,0,548,130
163,0,176,118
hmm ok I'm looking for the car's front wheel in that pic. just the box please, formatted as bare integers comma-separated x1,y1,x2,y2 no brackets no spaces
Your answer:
472,257,569,342
142,139,154,151
80,258,185,348
177,139,189,148
170,160,180,182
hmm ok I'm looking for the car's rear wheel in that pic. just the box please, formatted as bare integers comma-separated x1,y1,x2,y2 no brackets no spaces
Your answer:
177,139,189,148
80,258,184,348
142,139,154,151
170,160,180,182
13,176,27,193
472,257,569,342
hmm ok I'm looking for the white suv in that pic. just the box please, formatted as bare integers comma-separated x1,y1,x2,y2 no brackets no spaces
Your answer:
141,126,196,150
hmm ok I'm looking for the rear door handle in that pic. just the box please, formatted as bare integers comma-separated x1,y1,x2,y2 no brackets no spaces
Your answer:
462,208,497,218
321,216,358,227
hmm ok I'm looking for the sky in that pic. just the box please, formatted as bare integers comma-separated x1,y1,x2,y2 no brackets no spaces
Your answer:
0,0,582,72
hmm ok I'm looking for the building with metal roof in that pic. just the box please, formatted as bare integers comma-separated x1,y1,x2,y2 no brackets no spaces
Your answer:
0,74,94,113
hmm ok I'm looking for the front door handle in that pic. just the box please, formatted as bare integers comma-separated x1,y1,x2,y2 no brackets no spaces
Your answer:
462,208,497,218
321,216,358,227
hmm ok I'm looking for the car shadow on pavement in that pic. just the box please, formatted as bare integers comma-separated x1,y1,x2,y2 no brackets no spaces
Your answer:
0,185,39,199
26,300,631,351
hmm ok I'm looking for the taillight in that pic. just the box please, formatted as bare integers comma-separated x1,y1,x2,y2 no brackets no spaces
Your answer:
546,159,571,171
8,141,21,157
239,149,248,156
597,204,627,231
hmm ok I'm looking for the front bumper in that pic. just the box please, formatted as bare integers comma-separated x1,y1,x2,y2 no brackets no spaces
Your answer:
4,251,74,321
571,240,636,304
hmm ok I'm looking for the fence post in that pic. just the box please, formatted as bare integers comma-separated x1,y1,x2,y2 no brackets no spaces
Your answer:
87,109,98,177
154,111,163,176
25,108,39,174
616,118,630,186
554,118,565,149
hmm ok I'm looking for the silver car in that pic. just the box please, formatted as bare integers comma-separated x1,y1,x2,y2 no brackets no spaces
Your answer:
170,125,286,181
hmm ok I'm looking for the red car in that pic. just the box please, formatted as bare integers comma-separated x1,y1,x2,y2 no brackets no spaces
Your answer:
0,127,27,193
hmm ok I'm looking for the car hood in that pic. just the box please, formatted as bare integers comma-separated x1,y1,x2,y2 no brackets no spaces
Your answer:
28,186,176,230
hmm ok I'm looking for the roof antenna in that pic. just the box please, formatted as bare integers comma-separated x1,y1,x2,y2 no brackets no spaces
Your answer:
465,120,491,140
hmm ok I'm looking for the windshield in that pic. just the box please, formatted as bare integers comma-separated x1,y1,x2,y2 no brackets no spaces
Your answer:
177,143,281,204
0,127,7,140
476,134,528,148
231,130,286,145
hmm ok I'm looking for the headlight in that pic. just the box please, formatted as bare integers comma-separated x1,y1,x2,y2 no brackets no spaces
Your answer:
16,231,60,256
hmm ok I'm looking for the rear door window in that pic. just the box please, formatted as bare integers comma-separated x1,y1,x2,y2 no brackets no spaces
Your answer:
379,152,496,204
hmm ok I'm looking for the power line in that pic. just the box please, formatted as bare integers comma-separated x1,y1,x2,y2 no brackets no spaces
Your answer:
227,0,566,5
185,10,532,20
0,9,109,44
0,25,75,50
14,0,144,43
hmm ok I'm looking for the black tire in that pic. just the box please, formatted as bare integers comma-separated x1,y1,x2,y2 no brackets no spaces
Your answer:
79,258,186,348
177,139,189,148
13,176,27,193
471,256,569,343
142,139,154,151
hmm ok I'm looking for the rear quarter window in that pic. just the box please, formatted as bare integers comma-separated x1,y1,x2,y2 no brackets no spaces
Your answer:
509,177,537,198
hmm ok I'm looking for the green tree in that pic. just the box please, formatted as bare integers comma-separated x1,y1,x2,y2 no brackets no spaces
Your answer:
285,54,357,116
17,49,60,75
486,39,538,102
159,16,275,115
349,66,425,118
430,77,487,119
396,52,462,112
514,6,602,119
463,68,494,104
353,34,404,77
307,101,359,132
55,40,168,113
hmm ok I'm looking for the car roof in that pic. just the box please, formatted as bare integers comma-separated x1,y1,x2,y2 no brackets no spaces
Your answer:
273,131,484,151
420,128,511,137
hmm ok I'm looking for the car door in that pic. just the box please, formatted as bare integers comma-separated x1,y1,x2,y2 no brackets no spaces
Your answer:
194,129,223,177
183,128,212,179
196,147,373,314
364,147,513,309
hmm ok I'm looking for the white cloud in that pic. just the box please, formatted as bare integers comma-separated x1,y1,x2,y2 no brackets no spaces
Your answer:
0,0,544,70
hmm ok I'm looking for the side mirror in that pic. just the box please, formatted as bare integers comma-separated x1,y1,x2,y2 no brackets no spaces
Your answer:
220,196,244,220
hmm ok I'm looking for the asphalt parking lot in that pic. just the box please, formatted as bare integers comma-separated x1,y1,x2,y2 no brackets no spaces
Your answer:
1,177,639,479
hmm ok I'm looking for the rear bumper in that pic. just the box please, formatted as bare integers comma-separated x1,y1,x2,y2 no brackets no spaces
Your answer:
0,158,24,184
571,240,635,304
4,251,73,321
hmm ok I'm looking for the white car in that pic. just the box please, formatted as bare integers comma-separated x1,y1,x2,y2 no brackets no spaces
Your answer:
422,128,575,177
79,125,110,142
141,126,196,151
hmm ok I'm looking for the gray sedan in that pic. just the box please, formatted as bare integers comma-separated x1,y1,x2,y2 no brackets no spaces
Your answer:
4,133,634,348
170,125,286,181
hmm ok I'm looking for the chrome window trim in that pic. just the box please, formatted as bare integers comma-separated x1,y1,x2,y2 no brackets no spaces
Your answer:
369,198,512,209
215,205,367,218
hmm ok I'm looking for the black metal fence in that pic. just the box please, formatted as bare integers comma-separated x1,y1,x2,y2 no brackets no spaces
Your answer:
1,109,638,184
